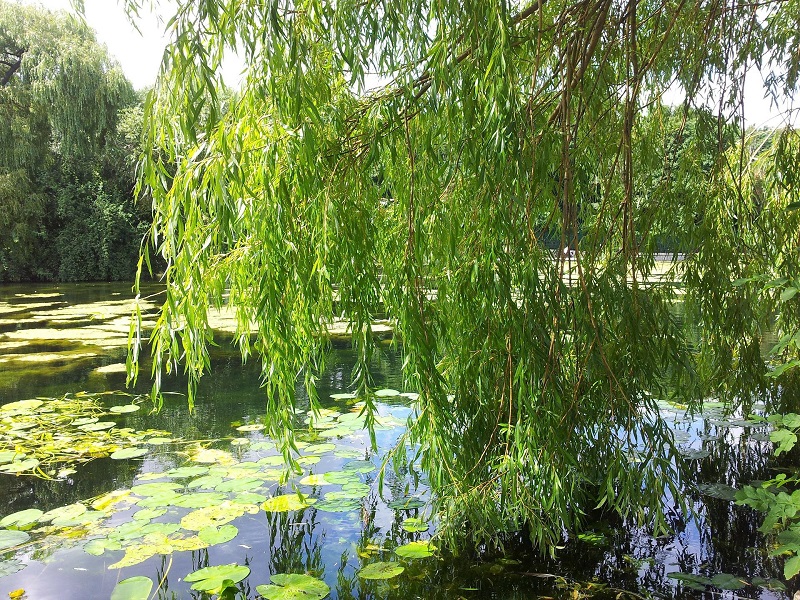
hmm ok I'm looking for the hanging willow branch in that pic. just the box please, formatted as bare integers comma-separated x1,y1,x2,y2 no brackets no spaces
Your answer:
133,0,800,552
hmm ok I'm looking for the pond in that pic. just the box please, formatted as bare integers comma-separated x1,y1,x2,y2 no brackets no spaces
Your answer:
0,282,794,599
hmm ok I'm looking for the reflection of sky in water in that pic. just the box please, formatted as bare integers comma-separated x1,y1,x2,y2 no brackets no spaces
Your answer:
0,283,794,599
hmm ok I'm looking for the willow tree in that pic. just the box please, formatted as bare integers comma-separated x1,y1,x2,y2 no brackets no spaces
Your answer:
0,1,139,280
132,0,800,551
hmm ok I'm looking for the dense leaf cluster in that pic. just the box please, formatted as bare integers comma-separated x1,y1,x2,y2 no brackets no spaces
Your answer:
0,2,149,282
133,0,800,552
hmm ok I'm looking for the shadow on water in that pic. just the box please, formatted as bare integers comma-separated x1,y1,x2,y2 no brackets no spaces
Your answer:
0,283,797,599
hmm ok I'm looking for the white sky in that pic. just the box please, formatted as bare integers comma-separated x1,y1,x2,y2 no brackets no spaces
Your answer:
14,0,797,127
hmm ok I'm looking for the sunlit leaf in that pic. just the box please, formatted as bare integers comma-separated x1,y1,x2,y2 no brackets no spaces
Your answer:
395,541,436,559
184,564,250,593
199,524,238,545
0,509,43,528
109,405,140,414
110,576,153,600
357,562,404,580
262,494,316,512
180,503,246,530
256,573,330,600
111,447,148,460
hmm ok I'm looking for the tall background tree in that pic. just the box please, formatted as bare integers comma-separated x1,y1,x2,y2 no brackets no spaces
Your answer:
132,0,800,552
0,1,148,281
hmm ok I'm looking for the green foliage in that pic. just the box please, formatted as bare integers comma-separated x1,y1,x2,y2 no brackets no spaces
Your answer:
132,0,800,554
737,414,800,579
0,1,148,282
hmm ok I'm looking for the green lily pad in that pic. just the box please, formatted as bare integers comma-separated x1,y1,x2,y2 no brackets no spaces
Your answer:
373,389,400,397
231,437,251,446
236,424,265,432
315,498,361,512
333,448,363,459
0,451,25,464
0,458,40,473
40,502,86,523
109,404,140,414
387,497,424,510
299,474,332,486
667,572,711,591
146,437,173,445
357,561,404,580
232,492,268,504
52,509,105,527
166,466,209,478
172,492,228,509
133,508,167,521
710,573,747,590
401,518,429,532
0,509,43,528
0,529,30,550
323,471,359,485
395,540,436,559
256,573,330,600
187,475,225,489
199,524,238,545
181,503,247,530
304,443,336,454
111,447,149,460
130,482,182,497
1,399,44,413
184,563,250,593
262,494,316,512
110,576,153,600
214,477,264,493
79,421,116,431
343,460,375,473
330,392,357,400
696,483,738,501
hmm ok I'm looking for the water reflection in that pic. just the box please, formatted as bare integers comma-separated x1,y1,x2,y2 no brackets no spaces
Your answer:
0,283,797,599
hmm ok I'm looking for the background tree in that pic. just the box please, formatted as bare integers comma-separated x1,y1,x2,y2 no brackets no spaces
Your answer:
0,1,147,281
132,0,800,552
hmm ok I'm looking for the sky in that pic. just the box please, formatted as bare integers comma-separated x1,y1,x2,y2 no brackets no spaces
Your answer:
15,0,797,127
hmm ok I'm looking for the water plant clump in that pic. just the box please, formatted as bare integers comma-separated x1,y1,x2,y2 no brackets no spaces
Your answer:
0,392,169,477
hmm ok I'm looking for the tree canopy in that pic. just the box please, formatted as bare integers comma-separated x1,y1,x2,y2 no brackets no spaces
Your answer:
0,1,147,281
133,0,800,552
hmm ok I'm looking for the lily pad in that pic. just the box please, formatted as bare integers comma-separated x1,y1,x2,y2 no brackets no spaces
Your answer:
130,482,181,497
184,563,250,593
1,399,44,413
172,492,227,509
214,477,264,493
395,540,436,559
40,502,86,523
323,471,359,485
199,524,238,545
109,404,140,414
0,529,29,550
401,518,429,533
79,421,116,432
387,497,424,510
299,474,332,486
236,424,265,432
166,466,209,478
110,576,153,600
710,573,746,590
111,447,148,460
357,561,404,580
315,498,361,512
343,460,375,474
0,458,40,473
667,572,711,591
187,475,225,489
304,443,336,454
256,573,330,600
262,494,316,512
373,389,400,397
181,503,247,530
0,509,43,528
